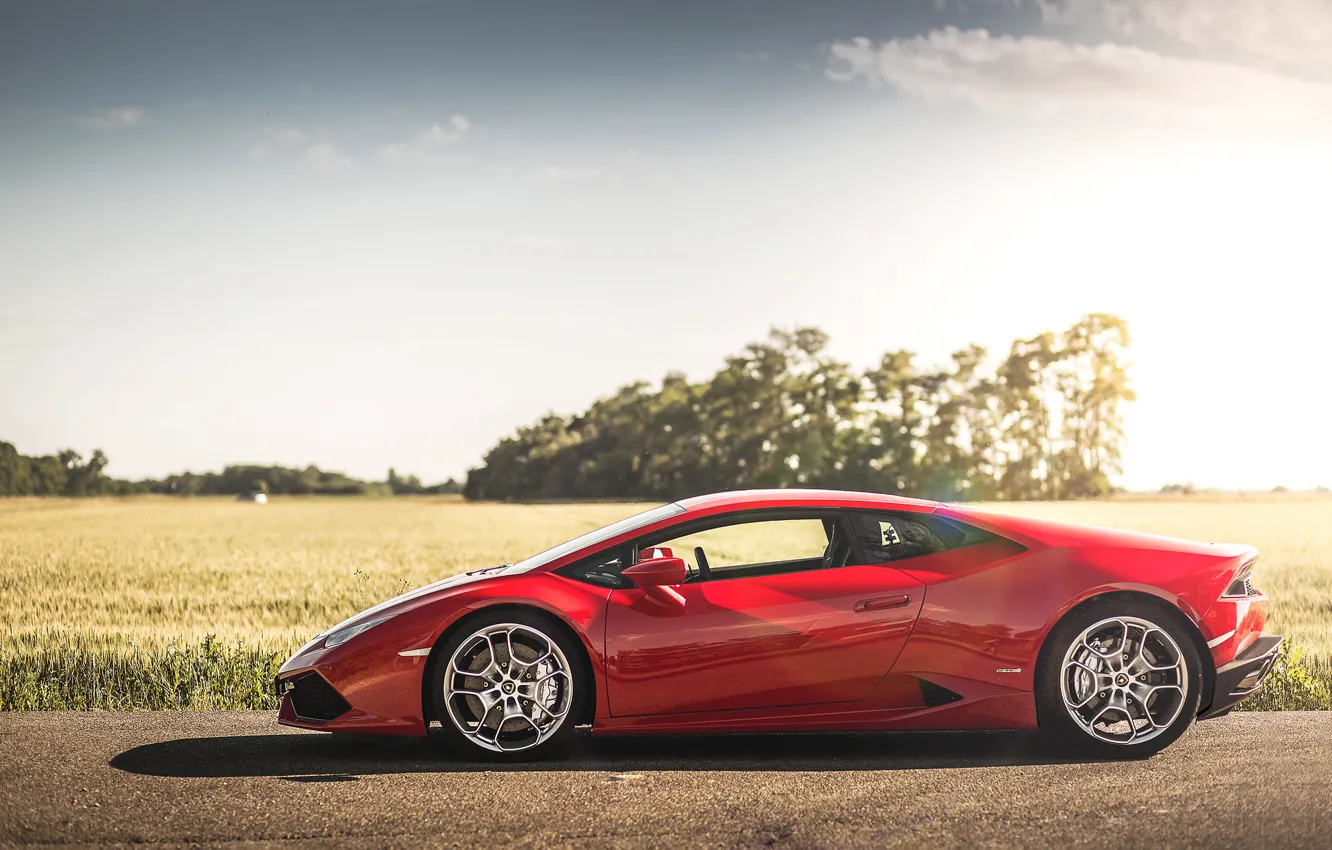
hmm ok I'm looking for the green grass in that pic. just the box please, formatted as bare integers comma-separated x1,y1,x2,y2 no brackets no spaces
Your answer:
0,495,1329,711
1232,643,1330,711
0,631,295,711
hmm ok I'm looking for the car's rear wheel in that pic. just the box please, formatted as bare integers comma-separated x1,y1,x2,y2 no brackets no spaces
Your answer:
430,610,583,760
1037,598,1202,758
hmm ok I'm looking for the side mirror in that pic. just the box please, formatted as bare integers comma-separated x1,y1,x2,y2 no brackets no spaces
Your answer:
622,556,686,588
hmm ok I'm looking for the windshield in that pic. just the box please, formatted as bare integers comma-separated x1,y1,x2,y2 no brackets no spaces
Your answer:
510,503,685,572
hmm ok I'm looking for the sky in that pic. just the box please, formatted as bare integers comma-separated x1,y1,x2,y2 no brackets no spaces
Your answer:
2,0,1331,491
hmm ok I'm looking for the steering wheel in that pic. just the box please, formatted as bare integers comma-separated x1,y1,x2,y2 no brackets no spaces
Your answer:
693,546,712,580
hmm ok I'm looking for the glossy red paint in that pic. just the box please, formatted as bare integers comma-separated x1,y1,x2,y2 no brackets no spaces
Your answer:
1199,555,1270,668
604,563,924,716
622,555,688,588
275,488,1275,739
277,571,613,737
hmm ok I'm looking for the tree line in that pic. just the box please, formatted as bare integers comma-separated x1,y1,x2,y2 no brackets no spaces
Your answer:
1,313,1133,503
0,445,115,497
463,314,1134,502
0,445,461,498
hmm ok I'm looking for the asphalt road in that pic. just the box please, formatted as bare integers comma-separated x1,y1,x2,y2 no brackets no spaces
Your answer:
0,712,1329,848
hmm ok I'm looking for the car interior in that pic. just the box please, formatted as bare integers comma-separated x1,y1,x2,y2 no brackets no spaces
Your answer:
635,512,855,584
556,510,999,590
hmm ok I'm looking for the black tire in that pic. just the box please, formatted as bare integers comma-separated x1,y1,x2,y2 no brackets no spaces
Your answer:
429,608,585,761
1036,596,1203,759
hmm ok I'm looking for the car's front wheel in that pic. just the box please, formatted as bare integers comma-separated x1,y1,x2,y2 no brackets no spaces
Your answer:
430,610,583,760
1037,598,1203,758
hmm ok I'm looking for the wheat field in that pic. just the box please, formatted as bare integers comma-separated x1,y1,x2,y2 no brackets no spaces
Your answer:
2,495,1329,652
1,495,1328,710
0,497,648,648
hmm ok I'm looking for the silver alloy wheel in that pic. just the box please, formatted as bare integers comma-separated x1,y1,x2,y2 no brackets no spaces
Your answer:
1060,615,1188,745
443,622,573,753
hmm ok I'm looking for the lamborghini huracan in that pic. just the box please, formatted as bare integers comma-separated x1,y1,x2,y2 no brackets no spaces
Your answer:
276,489,1281,759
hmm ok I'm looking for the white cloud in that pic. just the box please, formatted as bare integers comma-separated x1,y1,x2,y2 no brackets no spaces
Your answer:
250,126,353,171
75,108,146,130
827,28,1332,123
1034,0,1332,71
379,115,472,163
248,125,309,158
304,143,353,171
538,149,660,184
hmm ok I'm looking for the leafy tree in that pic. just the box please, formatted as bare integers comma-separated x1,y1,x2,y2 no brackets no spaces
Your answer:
465,315,1135,502
0,441,32,496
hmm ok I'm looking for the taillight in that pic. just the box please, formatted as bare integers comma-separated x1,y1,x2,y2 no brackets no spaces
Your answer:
1223,561,1262,598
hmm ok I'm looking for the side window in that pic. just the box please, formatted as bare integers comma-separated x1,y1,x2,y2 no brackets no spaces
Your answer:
848,512,1003,563
557,546,632,589
652,517,831,580
848,512,949,563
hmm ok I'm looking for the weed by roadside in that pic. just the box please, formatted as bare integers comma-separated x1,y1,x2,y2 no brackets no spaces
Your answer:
0,630,294,711
1234,643,1332,711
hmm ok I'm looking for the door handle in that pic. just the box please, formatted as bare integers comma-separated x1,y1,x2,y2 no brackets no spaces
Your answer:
854,594,911,613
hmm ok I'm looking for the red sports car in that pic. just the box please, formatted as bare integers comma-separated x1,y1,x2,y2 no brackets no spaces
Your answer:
276,489,1281,759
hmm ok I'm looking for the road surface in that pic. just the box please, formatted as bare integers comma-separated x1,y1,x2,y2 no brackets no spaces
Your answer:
1,711,1328,848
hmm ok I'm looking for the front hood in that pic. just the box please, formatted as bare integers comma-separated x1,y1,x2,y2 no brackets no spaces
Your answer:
322,563,530,637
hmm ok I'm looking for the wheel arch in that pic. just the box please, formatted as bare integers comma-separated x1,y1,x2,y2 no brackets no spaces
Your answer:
1033,589,1216,720
419,602,598,727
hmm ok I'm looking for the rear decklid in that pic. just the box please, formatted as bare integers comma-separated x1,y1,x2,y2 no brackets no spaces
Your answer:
938,507,1248,558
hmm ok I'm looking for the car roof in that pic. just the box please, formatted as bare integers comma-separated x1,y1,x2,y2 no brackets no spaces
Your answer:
674,488,943,514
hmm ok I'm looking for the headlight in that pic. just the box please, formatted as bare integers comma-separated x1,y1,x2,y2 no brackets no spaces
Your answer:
323,615,395,648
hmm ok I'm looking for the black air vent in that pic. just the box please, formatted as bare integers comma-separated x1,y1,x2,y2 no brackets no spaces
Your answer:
918,678,965,708
287,673,352,721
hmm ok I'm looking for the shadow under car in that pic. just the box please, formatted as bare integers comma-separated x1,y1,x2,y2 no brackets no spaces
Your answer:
109,726,1111,779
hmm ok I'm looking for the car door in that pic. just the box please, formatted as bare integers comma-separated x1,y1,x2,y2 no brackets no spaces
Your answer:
603,511,925,717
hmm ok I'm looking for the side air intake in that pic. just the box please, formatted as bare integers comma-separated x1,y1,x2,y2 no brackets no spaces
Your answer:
917,678,965,708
